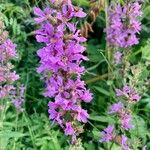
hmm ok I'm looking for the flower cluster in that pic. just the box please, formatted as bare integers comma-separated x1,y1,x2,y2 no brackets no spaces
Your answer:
100,85,141,149
100,125,130,150
116,85,141,102
114,51,123,64
121,135,130,150
11,85,25,112
100,125,114,143
106,0,142,48
110,102,133,130
34,0,92,141
0,19,24,111
100,0,144,149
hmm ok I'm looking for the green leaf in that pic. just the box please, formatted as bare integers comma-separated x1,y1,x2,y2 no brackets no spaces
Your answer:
94,86,110,96
0,137,9,150
141,39,150,60
90,115,115,124
107,143,121,150
0,131,25,138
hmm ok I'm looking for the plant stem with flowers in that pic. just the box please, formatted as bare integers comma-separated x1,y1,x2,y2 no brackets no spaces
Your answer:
34,0,93,145
100,0,147,149
0,17,25,149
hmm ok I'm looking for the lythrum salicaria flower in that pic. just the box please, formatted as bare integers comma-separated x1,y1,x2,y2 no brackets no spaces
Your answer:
114,51,122,64
116,85,141,102
119,111,133,130
100,0,143,149
100,125,114,142
34,0,92,141
109,101,124,114
106,0,142,48
0,19,24,111
121,135,130,150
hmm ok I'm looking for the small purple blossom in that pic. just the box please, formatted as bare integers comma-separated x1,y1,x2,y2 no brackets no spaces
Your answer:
33,7,52,23
0,85,14,99
142,145,147,150
114,51,122,64
64,122,75,135
76,107,89,123
115,85,141,102
0,20,19,100
100,125,114,142
11,85,25,112
0,39,17,61
121,135,130,150
120,111,134,130
109,102,124,114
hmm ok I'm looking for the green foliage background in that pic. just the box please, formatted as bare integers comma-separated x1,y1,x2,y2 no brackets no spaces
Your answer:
0,0,150,149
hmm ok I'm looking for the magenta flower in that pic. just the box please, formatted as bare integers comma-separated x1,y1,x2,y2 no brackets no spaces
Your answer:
115,85,141,102
34,0,92,139
0,19,24,111
119,111,134,130
101,1,143,148
65,122,75,135
33,7,52,23
0,85,14,99
0,39,16,61
114,51,122,64
76,107,89,123
121,135,130,150
106,1,142,48
109,102,124,114
11,85,25,112
100,125,114,142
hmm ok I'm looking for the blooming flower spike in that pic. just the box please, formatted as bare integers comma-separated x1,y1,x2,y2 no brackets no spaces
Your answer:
34,0,92,142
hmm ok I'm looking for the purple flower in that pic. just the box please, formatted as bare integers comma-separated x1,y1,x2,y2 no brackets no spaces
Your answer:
61,1,86,20
100,125,114,142
34,0,92,139
109,102,124,114
48,101,59,119
142,145,147,150
33,7,52,23
0,19,24,111
11,85,25,112
0,39,17,61
121,135,130,150
7,71,20,82
115,89,124,97
0,85,14,99
120,111,134,130
76,107,89,123
64,122,75,135
115,85,141,102
74,8,86,18
80,89,93,103
106,1,142,48
114,51,122,64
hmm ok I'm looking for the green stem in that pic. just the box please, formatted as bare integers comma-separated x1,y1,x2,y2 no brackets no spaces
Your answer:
105,0,110,67
88,120,99,131
0,100,9,129
0,100,10,150
23,112,37,150
12,111,19,150
109,141,115,150
86,73,109,84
